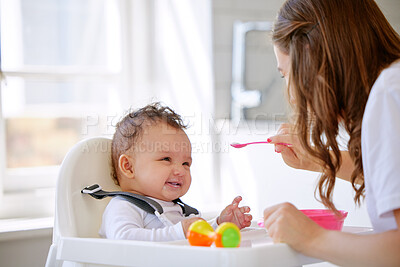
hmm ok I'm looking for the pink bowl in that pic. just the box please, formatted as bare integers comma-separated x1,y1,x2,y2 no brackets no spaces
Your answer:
300,209,348,231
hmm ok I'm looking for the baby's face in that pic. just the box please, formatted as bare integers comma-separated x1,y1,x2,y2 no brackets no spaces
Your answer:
127,122,192,202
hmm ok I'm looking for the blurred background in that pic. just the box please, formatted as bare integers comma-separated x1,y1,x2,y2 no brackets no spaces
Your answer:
0,0,399,266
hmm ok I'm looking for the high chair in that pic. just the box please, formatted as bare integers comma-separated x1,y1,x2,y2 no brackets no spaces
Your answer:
45,136,370,267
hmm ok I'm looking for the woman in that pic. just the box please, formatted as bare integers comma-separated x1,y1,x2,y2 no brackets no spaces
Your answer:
263,0,400,265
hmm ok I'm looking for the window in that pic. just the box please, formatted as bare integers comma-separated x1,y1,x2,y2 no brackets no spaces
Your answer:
0,0,125,217
0,0,216,218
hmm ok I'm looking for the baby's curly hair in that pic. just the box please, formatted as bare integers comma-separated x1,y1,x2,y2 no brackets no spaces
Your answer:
111,102,187,185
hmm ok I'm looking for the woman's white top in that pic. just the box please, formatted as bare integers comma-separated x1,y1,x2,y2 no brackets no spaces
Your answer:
99,196,217,241
362,60,400,233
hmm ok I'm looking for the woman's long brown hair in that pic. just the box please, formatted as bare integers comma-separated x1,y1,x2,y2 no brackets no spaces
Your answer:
272,0,400,211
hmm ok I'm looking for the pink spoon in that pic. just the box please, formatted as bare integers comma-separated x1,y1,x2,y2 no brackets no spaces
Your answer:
230,141,292,148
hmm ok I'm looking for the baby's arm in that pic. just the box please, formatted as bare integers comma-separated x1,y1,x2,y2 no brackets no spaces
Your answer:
181,217,205,235
105,218,185,241
100,198,203,241
217,196,252,229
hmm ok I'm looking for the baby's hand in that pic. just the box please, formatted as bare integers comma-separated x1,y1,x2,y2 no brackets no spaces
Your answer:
217,196,252,229
182,217,204,238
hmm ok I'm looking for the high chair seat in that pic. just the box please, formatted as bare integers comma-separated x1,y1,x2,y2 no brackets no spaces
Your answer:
45,137,370,267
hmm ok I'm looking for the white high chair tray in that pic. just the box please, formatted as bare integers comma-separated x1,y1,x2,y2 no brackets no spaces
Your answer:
58,225,372,267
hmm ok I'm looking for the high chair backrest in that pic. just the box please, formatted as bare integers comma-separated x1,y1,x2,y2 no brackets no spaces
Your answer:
55,136,120,240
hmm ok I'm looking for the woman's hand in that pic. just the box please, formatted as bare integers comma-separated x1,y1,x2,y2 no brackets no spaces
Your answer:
217,196,252,229
263,202,325,253
268,123,320,172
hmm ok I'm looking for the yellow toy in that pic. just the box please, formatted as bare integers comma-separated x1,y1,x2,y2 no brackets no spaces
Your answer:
187,220,241,248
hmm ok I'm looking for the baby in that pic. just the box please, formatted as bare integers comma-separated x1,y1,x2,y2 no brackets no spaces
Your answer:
99,103,252,241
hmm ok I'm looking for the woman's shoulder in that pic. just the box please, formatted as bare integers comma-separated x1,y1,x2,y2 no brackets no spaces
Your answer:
364,60,400,121
379,59,400,80
372,59,400,95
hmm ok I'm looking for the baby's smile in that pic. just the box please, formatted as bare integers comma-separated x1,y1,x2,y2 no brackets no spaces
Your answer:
165,180,182,188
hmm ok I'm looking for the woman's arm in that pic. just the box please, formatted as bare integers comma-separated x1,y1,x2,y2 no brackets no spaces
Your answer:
264,203,400,266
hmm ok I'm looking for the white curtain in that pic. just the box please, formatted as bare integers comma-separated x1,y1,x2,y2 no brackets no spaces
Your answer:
121,0,217,210
154,0,216,209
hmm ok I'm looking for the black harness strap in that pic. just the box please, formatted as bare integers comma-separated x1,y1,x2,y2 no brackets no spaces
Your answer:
81,184,199,217
172,198,200,216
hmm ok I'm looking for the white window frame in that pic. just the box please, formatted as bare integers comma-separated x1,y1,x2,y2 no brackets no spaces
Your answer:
0,0,147,218
1,68,121,190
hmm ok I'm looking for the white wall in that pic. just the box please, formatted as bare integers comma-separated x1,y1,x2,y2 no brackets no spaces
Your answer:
213,0,400,120
213,0,288,120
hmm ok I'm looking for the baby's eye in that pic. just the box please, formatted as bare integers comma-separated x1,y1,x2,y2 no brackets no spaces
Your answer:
183,162,191,167
161,157,171,162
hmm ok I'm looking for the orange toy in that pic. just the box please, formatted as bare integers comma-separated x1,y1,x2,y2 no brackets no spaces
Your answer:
187,220,241,248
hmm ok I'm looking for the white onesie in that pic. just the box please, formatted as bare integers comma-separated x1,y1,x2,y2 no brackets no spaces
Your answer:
99,196,218,241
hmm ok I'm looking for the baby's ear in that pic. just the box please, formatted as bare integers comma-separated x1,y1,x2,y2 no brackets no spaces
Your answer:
118,154,135,178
